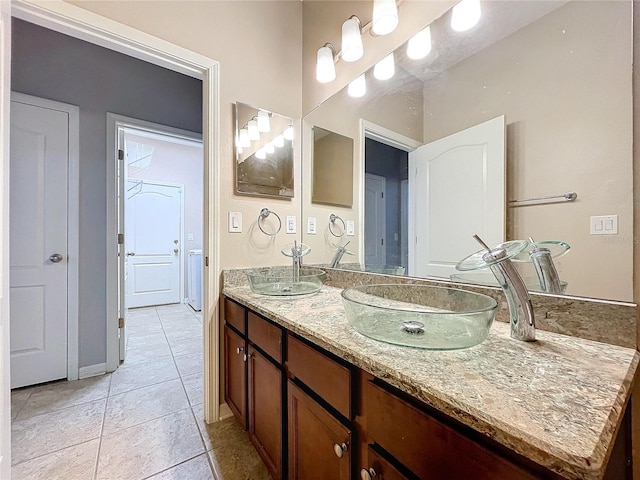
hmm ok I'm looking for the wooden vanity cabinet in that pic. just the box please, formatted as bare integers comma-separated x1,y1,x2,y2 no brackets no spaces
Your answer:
223,323,247,429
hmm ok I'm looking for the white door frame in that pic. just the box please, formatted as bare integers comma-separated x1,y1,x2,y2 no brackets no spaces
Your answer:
9,1,221,430
359,119,421,267
11,91,80,384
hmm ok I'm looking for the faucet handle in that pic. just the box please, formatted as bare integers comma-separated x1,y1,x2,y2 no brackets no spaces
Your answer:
280,242,311,258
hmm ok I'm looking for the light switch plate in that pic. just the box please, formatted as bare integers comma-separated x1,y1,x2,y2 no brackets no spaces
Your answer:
188,233,194,241
590,215,618,235
228,212,242,233
307,217,317,235
346,220,355,236
286,215,296,234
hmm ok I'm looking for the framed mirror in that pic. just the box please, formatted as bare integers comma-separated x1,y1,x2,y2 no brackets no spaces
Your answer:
235,102,294,198
302,0,633,302
312,126,354,207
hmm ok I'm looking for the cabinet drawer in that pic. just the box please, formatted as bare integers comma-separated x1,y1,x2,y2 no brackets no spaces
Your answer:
248,312,283,364
365,381,540,480
361,446,409,480
224,297,246,334
287,335,351,419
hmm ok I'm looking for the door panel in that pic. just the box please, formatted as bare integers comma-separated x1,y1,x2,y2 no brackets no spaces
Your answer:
365,173,386,266
409,115,505,278
10,99,69,388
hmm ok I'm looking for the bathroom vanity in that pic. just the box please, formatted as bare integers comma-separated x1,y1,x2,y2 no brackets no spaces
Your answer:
221,279,638,480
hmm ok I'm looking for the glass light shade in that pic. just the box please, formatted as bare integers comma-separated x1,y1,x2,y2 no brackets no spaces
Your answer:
316,46,336,83
348,74,367,98
265,142,275,154
239,128,251,148
341,17,363,62
451,0,481,32
374,53,395,80
248,120,260,140
255,148,266,160
372,0,399,36
407,26,432,60
273,134,285,148
257,110,271,132
283,126,294,141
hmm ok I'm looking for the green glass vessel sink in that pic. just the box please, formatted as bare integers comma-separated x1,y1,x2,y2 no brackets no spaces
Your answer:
341,284,497,350
247,267,326,296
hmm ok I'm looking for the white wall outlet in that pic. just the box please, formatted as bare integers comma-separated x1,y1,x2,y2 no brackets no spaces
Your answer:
307,216,317,235
590,215,618,235
188,233,194,241
228,212,242,233
286,215,296,234
346,220,355,236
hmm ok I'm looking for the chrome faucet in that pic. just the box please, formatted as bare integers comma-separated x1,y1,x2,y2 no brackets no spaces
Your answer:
470,235,536,342
330,241,351,268
527,237,562,294
290,241,304,282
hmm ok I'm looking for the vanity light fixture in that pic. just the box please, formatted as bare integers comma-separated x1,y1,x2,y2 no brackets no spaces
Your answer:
239,128,251,148
257,110,271,132
374,53,395,80
341,16,364,63
273,134,285,148
265,142,275,154
407,26,432,60
348,74,367,98
283,126,294,141
451,0,481,32
255,147,267,160
316,43,337,83
247,119,260,140
372,0,399,36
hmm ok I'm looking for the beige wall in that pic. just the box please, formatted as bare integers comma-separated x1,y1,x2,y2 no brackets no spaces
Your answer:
312,130,354,207
68,0,304,272
422,1,633,301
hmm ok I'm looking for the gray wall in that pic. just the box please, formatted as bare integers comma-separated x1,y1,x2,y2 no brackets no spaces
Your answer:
11,19,203,368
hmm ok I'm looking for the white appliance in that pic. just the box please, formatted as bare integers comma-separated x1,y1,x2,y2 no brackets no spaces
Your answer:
188,249,203,311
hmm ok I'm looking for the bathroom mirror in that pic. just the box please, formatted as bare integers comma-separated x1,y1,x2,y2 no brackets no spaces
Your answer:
302,0,633,302
312,126,354,207
235,102,294,198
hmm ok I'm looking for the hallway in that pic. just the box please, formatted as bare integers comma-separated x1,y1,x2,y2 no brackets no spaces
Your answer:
10,304,270,480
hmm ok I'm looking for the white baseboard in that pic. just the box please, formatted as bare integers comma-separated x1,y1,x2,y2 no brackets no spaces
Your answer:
78,363,107,379
219,402,233,421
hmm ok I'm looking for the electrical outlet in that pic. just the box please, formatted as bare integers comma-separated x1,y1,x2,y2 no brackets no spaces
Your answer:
188,233,194,241
228,212,242,233
286,215,296,234
346,220,355,236
307,217,317,235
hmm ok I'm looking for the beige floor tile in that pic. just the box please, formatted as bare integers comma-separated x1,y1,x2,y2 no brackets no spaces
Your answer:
103,379,189,435
163,324,203,343
181,373,203,407
96,408,205,480
146,454,214,480
156,304,192,314
11,399,106,465
11,389,32,421
126,331,169,350
160,316,202,333
16,375,111,420
11,439,99,480
173,353,203,377
168,336,202,357
109,356,179,396
124,342,173,365
127,322,164,336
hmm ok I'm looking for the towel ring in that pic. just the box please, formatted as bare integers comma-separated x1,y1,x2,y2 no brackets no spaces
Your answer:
329,214,345,237
258,208,282,236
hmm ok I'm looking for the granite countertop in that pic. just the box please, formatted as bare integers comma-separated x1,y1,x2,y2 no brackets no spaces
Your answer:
223,284,639,480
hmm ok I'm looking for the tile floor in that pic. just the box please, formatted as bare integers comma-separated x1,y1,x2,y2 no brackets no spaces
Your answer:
10,304,271,480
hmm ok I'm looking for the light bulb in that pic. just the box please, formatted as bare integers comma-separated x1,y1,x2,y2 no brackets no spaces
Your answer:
239,128,250,148
374,53,395,80
255,148,266,160
316,45,336,83
341,17,363,63
257,110,271,132
248,120,260,140
283,126,294,141
372,0,399,36
451,0,481,32
274,134,285,148
407,26,432,60
265,142,275,154
348,74,366,98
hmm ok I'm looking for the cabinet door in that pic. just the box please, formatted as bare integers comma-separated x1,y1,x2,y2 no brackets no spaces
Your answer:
288,381,351,480
224,325,247,429
360,446,409,480
248,346,282,479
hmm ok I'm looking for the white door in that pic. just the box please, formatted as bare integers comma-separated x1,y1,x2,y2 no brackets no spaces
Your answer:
9,97,70,388
365,173,386,266
409,115,505,278
125,180,182,308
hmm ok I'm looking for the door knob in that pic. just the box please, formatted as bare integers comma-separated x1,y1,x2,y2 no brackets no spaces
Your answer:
49,253,63,263
333,442,348,458
360,468,377,480
126,252,136,257
174,248,179,254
